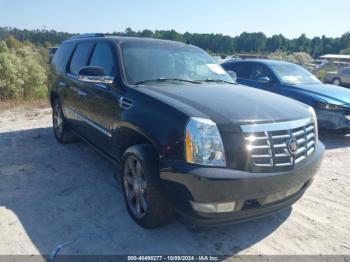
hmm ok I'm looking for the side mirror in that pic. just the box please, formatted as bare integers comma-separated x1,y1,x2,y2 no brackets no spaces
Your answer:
227,70,237,82
78,66,114,84
257,76,271,84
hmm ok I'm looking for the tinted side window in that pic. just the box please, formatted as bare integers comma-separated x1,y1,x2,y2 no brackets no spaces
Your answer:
250,64,273,80
231,63,253,79
69,42,94,75
342,68,350,74
52,43,75,74
89,43,116,76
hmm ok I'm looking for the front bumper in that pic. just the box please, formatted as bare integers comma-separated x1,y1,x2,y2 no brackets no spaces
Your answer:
316,109,350,131
160,141,324,226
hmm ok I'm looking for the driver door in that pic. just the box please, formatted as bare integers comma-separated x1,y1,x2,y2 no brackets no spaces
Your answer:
78,41,122,159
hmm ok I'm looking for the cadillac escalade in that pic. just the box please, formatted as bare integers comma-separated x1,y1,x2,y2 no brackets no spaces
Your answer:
49,34,324,228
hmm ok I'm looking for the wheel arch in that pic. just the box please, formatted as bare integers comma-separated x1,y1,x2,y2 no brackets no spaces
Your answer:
332,77,341,83
50,91,60,107
118,123,162,162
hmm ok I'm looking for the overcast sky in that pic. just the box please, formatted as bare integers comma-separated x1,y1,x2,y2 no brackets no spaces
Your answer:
1,0,349,38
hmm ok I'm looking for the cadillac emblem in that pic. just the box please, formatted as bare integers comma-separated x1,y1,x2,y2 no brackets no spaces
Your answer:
288,138,298,155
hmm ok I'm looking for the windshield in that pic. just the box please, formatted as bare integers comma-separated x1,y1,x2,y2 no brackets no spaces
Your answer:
271,64,322,85
120,41,233,85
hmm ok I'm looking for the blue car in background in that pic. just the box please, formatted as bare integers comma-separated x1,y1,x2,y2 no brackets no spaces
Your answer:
222,59,350,133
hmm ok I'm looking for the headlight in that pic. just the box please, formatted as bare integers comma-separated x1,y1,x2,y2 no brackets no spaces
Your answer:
185,117,226,167
308,106,318,142
316,102,347,111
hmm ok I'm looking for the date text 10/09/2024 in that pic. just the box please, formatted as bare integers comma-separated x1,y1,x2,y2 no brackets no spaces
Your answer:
127,256,220,261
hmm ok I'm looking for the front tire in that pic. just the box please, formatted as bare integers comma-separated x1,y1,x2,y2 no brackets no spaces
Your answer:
52,99,77,144
332,78,341,86
121,144,174,228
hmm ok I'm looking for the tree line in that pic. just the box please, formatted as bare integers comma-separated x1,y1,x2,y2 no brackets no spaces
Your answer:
1,26,350,57
0,26,349,100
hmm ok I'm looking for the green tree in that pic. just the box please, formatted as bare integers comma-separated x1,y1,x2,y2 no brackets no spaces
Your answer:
266,34,287,53
236,32,267,53
295,34,311,53
140,29,153,38
339,32,350,50
310,37,322,57
340,47,350,55
0,39,47,100
5,35,23,49
0,50,24,99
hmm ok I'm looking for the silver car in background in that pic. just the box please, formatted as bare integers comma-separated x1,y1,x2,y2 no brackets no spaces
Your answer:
325,67,350,87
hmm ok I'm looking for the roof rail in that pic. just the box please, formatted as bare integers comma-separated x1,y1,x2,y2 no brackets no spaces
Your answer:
69,33,105,40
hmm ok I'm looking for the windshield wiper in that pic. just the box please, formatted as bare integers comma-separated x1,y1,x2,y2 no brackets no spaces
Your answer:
196,78,236,85
281,81,297,85
135,78,201,85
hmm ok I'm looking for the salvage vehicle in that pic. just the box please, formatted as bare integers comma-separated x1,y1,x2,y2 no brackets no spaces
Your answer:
324,67,350,87
222,59,350,133
50,34,324,228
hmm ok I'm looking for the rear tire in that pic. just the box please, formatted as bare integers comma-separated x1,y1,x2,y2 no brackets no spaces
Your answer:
332,78,341,86
52,99,77,144
121,144,174,228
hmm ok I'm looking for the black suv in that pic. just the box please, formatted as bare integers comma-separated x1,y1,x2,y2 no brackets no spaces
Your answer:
50,34,324,228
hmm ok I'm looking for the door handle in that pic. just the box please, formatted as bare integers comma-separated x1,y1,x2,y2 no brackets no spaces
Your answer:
78,90,87,97
59,81,67,88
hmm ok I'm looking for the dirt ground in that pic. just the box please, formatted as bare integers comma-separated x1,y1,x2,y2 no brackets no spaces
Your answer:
0,103,349,257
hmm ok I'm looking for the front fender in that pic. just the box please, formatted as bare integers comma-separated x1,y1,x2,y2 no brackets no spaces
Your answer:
118,88,189,161
280,86,328,107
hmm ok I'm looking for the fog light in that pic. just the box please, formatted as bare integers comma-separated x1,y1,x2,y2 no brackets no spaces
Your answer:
190,201,236,213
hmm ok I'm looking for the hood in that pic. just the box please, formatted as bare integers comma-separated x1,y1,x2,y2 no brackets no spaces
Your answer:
139,83,312,132
293,84,350,106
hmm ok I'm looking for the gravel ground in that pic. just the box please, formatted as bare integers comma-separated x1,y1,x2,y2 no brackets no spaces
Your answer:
0,104,349,257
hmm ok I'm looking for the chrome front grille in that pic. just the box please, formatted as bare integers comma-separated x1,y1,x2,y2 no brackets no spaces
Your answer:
241,118,316,168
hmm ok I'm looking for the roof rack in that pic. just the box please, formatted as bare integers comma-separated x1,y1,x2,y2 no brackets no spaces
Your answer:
69,33,105,40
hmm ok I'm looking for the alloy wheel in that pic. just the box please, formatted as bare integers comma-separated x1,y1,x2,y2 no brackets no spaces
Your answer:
53,103,64,138
123,156,148,219
333,79,341,86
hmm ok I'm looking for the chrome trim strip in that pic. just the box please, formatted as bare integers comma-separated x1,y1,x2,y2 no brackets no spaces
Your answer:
119,97,134,110
64,106,112,138
95,84,107,89
78,75,114,84
307,147,315,156
241,117,313,133
66,73,77,79
295,155,306,164
66,73,109,89
276,162,293,167
293,129,305,137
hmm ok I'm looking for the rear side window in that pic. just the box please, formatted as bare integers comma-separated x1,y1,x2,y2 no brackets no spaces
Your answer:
230,63,253,79
52,43,75,74
89,43,116,76
69,42,94,75
342,68,350,74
